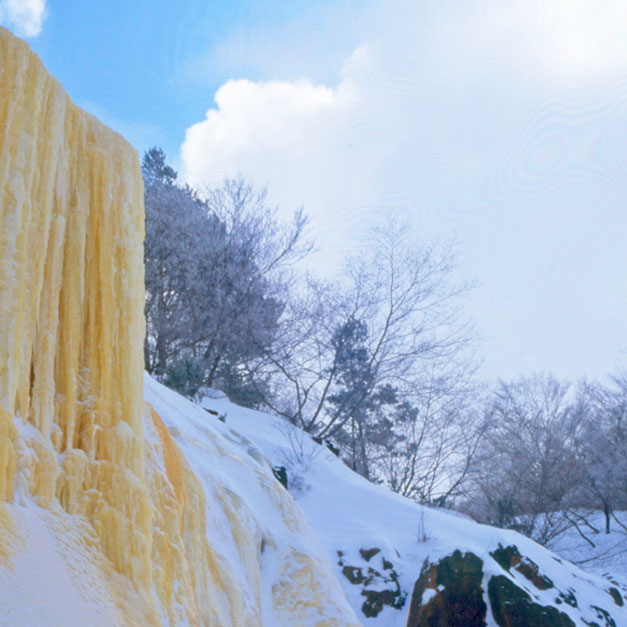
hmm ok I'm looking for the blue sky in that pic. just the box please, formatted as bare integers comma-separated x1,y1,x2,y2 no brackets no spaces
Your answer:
18,0,359,157
3,0,627,381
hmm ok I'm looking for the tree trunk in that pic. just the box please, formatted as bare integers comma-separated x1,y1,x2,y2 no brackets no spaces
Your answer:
205,353,221,387
604,502,611,534
155,290,167,376
144,335,152,372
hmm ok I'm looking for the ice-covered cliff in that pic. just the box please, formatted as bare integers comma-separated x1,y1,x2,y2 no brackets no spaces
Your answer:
0,26,359,625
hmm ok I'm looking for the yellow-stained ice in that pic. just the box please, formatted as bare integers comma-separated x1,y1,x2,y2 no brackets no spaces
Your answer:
144,403,256,625
0,22,153,612
0,26,361,626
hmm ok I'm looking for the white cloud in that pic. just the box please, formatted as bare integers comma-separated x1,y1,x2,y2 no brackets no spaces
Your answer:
181,40,436,252
181,75,363,248
180,0,627,378
422,0,627,84
0,0,46,37
181,0,627,223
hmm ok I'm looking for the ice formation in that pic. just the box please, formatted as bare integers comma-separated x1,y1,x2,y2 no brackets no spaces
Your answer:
0,27,359,625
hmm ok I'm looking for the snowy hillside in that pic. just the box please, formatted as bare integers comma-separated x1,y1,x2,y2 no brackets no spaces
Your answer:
146,375,627,626
550,512,627,592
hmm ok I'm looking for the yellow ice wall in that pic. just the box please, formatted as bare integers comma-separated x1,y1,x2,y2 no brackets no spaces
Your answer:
0,25,278,624
0,24,149,585
0,27,361,626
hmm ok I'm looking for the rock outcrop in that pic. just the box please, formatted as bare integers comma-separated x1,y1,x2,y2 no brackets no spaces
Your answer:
406,550,487,626
405,545,624,627
337,547,406,618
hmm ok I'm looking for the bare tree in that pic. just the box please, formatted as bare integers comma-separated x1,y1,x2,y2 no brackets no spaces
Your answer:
247,218,478,492
576,373,627,534
468,374,587,545
379,382,490,505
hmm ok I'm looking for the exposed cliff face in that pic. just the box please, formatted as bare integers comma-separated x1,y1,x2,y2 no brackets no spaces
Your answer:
0,27,360,625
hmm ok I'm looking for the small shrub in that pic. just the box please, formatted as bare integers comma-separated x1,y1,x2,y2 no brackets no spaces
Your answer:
417,509,430,543
164,355,205,399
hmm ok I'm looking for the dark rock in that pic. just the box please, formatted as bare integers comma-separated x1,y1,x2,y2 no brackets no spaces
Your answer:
342,565,365,585
490,544,519,571
362,587,405,617
406,550,487,626
359,547,381,561
490,544,554,590
272,465,288,489
488,575,575,627
587,605,617,627
339,551,406,618
487,544,624,626
556,589,578,608
608,587,624,607
312,436,340,457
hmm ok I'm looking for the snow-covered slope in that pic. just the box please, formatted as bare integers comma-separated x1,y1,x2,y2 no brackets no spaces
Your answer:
145,375,360,625
146,376,626,626
550,511,627,591
2,373,624,625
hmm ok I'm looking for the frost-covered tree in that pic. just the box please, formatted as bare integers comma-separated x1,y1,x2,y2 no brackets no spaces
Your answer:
468,375,586,545
378,388,489,506
143,149,310,405
195,178,310,391
577,374,627,534
143,148,210,376
248,218,478,491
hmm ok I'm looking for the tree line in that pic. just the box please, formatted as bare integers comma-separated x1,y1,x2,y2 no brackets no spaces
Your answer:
143,147,627,547
464,373,627,546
